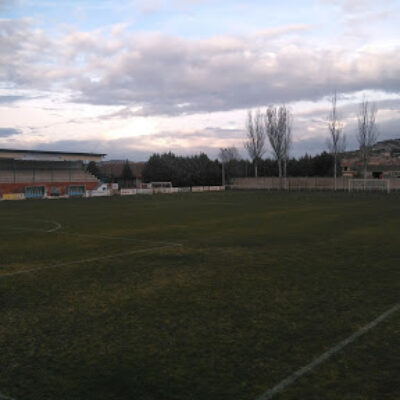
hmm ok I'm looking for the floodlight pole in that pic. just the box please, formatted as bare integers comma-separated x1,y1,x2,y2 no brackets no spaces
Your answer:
221,162,225,186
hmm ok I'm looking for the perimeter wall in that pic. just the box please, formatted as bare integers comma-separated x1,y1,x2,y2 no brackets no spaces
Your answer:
231,177,400,190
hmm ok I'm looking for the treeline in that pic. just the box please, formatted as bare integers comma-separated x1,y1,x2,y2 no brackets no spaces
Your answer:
142,153,221,187
142,151,340,186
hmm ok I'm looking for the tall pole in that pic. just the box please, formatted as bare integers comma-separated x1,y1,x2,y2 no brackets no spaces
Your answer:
334,154,337,191
222,162,225,186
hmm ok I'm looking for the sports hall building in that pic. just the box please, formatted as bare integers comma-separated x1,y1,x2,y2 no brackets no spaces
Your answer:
0,149,105,199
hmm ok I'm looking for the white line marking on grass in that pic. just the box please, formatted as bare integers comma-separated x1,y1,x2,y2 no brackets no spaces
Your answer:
0,219,184,276
255,303,400,400
0,245,180,279
51,230,183,248
46,220,62,232
5,219,183,248
3,219,62,234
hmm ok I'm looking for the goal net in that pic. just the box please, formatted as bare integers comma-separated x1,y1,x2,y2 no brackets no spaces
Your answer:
348,179,390,193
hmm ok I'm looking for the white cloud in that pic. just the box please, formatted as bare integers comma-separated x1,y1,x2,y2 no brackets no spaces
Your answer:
0,8,399,159
2,16,399,117
70,32,400,116
322,0,392,13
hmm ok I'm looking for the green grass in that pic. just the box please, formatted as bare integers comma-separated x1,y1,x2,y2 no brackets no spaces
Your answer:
0,191,399,400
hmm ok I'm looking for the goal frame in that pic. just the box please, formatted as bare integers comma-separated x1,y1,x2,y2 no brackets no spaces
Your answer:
348,179,390,193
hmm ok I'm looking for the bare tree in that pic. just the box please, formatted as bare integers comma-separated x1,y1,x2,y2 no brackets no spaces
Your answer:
357,97,378,179
266,106,283,181
244,110,266,177
265,105,292,188
327,91,346,190
219,146,240,185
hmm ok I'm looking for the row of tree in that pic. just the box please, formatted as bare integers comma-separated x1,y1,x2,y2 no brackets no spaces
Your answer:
141,151,338,186
89,151,341,187
244,105,292,180
141,153,221,187
89,93,379,187
243,94,378,188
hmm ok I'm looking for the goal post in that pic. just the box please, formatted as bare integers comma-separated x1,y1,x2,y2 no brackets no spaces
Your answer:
348,179,390,193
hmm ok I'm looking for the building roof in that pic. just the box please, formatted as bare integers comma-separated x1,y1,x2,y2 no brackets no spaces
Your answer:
0,148,106,162
0,148,105,157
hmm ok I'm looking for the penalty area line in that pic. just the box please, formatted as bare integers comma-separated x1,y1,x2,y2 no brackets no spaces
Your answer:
0,244,180,279
7,220,183,248
1,219,62,234
46,220,62,232
255,302,400,400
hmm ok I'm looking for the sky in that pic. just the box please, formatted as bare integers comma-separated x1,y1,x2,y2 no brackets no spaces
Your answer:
0,0,399,160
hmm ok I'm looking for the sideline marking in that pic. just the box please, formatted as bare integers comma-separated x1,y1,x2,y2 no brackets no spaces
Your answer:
0,244,180,279
255,303,400,400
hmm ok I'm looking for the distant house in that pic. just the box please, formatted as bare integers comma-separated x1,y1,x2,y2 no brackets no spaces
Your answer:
341,139,400,178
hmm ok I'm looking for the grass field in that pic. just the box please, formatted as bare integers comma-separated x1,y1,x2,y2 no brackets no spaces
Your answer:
0,191,399,400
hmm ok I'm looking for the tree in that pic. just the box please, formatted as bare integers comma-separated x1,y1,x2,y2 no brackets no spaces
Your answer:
265,105,292,188
87,161,101,179
357,97,378,179
244,110,266,177
121,160,135,188
312,151,334,177
121,160,134,180
327,91,346,190
142,152,221,187
219,147,240,185
142,153,179,185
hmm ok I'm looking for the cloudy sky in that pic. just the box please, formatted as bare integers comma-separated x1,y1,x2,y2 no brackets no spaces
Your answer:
0,0,399,160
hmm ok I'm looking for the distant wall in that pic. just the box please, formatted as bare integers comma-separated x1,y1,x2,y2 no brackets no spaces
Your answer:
231,177,400,190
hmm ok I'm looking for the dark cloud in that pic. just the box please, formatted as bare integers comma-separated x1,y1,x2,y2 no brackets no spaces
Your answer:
32,139,156,161
374,117,400,142
0,127,21,137
18,95,400,160
0,95,26,103
1,16,400,116
71,32,400,116
20,112,400,162
0,0,13,11
98,107,139,120
25,135,329,161
27,126,244,161
0,18,58,88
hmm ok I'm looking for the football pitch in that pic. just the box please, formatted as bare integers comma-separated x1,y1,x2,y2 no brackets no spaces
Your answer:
0,191,399,400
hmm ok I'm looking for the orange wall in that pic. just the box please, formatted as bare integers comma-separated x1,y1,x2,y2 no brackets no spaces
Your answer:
0,181,98,196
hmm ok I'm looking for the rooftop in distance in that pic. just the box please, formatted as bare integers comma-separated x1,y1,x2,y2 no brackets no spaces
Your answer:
0,149,106,162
